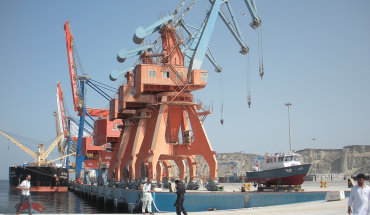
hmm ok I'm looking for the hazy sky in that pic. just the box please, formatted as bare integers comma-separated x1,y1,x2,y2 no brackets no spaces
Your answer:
0,1,369,180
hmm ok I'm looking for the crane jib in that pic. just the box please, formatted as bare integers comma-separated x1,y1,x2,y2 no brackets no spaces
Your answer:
68,50,78,109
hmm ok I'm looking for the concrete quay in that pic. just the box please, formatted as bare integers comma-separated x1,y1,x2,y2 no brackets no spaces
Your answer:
68,180,352,213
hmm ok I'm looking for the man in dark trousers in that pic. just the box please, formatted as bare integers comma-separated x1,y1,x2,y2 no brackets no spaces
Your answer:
174,180,187,215
16,174,32,215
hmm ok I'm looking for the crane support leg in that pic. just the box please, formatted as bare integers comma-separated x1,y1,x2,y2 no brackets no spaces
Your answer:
108,126,130,181
138,92,217,181
186,156,197,180
184,104,217,179
118,122,138,180
156,162,163,182
128,110,148,180
162,160,172,180
134,110,159,181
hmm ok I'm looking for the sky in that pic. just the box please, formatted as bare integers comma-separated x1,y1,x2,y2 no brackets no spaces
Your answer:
0,0,369,180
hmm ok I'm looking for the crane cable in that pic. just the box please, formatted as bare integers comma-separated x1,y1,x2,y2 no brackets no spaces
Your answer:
220,73,224,125
246,53,251,108
257,25,264,79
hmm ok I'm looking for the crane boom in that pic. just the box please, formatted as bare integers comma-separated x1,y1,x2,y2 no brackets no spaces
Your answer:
243,0,261,29
64,22,110,117
48,152,76,163
42,133,64,161
188,0,222,73
64,21,80,112
0,130,39,161
56,82,67,139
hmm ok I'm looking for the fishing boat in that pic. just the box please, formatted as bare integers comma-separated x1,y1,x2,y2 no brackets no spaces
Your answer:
246,152,311,187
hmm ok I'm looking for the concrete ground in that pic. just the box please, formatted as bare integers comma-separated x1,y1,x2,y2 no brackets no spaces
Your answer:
182,179,352,193
161,199,349,214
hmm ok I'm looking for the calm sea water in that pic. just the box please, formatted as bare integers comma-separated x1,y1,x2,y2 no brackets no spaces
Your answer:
0,180,112,214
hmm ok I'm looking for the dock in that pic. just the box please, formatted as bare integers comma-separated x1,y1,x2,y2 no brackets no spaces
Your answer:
68,180,351,213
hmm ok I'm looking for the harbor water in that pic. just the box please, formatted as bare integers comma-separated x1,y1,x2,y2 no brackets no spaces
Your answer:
0,180,103,214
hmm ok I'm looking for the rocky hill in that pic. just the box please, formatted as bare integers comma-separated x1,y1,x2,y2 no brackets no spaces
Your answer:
169,145,370,178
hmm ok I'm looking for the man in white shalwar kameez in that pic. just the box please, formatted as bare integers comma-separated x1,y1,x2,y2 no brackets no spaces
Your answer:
348,173,370,215
142,178,154,215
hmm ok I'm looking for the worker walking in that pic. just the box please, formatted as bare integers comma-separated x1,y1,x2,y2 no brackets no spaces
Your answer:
16,174,32,215
174,180,187,215
348,173,370,215
142,177,154,215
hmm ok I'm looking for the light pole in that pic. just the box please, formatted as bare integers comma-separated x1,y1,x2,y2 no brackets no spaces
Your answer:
240,151,243,176
284,103,292,152
312,138,316,176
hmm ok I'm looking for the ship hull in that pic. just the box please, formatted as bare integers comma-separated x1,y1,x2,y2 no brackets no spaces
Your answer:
246,164,311,186
9,166,69,192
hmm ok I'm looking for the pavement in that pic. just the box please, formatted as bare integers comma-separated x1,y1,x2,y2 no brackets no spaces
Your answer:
183,179,352,193
162,199,349,214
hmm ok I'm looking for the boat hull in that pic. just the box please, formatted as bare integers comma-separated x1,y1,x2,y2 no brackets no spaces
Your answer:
246,164,311,186
9,166,69,192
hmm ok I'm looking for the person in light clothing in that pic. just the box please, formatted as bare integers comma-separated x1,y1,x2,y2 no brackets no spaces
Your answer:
142,177,154,215
16,174,32,215
348,173,370,215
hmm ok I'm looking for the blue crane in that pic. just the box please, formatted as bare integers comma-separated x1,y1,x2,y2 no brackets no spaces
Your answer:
110,0,262,82
218,161,239,177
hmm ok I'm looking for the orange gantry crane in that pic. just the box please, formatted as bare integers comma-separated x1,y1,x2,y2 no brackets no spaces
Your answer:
102,0,263,191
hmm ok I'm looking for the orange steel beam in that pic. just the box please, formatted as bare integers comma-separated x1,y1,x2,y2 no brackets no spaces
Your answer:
156,162,163,182
161,160,172,179
158,155,186,180
127,110,148,180
107,125,130,180
134,109,160,180
118,121,138,180
186,155,197,180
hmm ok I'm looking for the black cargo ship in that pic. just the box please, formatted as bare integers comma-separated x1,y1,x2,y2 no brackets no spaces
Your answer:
9,165,69,192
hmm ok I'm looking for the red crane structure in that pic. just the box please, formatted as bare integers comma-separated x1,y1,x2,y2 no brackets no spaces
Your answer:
64,21,118,183
104,0,262,191
64,21,110,118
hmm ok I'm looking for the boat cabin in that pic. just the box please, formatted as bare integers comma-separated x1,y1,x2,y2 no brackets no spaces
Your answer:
263,152,302,171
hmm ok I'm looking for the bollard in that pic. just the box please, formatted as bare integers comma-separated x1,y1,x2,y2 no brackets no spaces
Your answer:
114,199,118,213
128,203,134,213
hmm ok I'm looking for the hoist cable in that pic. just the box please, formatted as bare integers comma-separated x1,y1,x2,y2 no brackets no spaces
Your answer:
220,73,224,125
246,53,251,108
72,42,85,76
